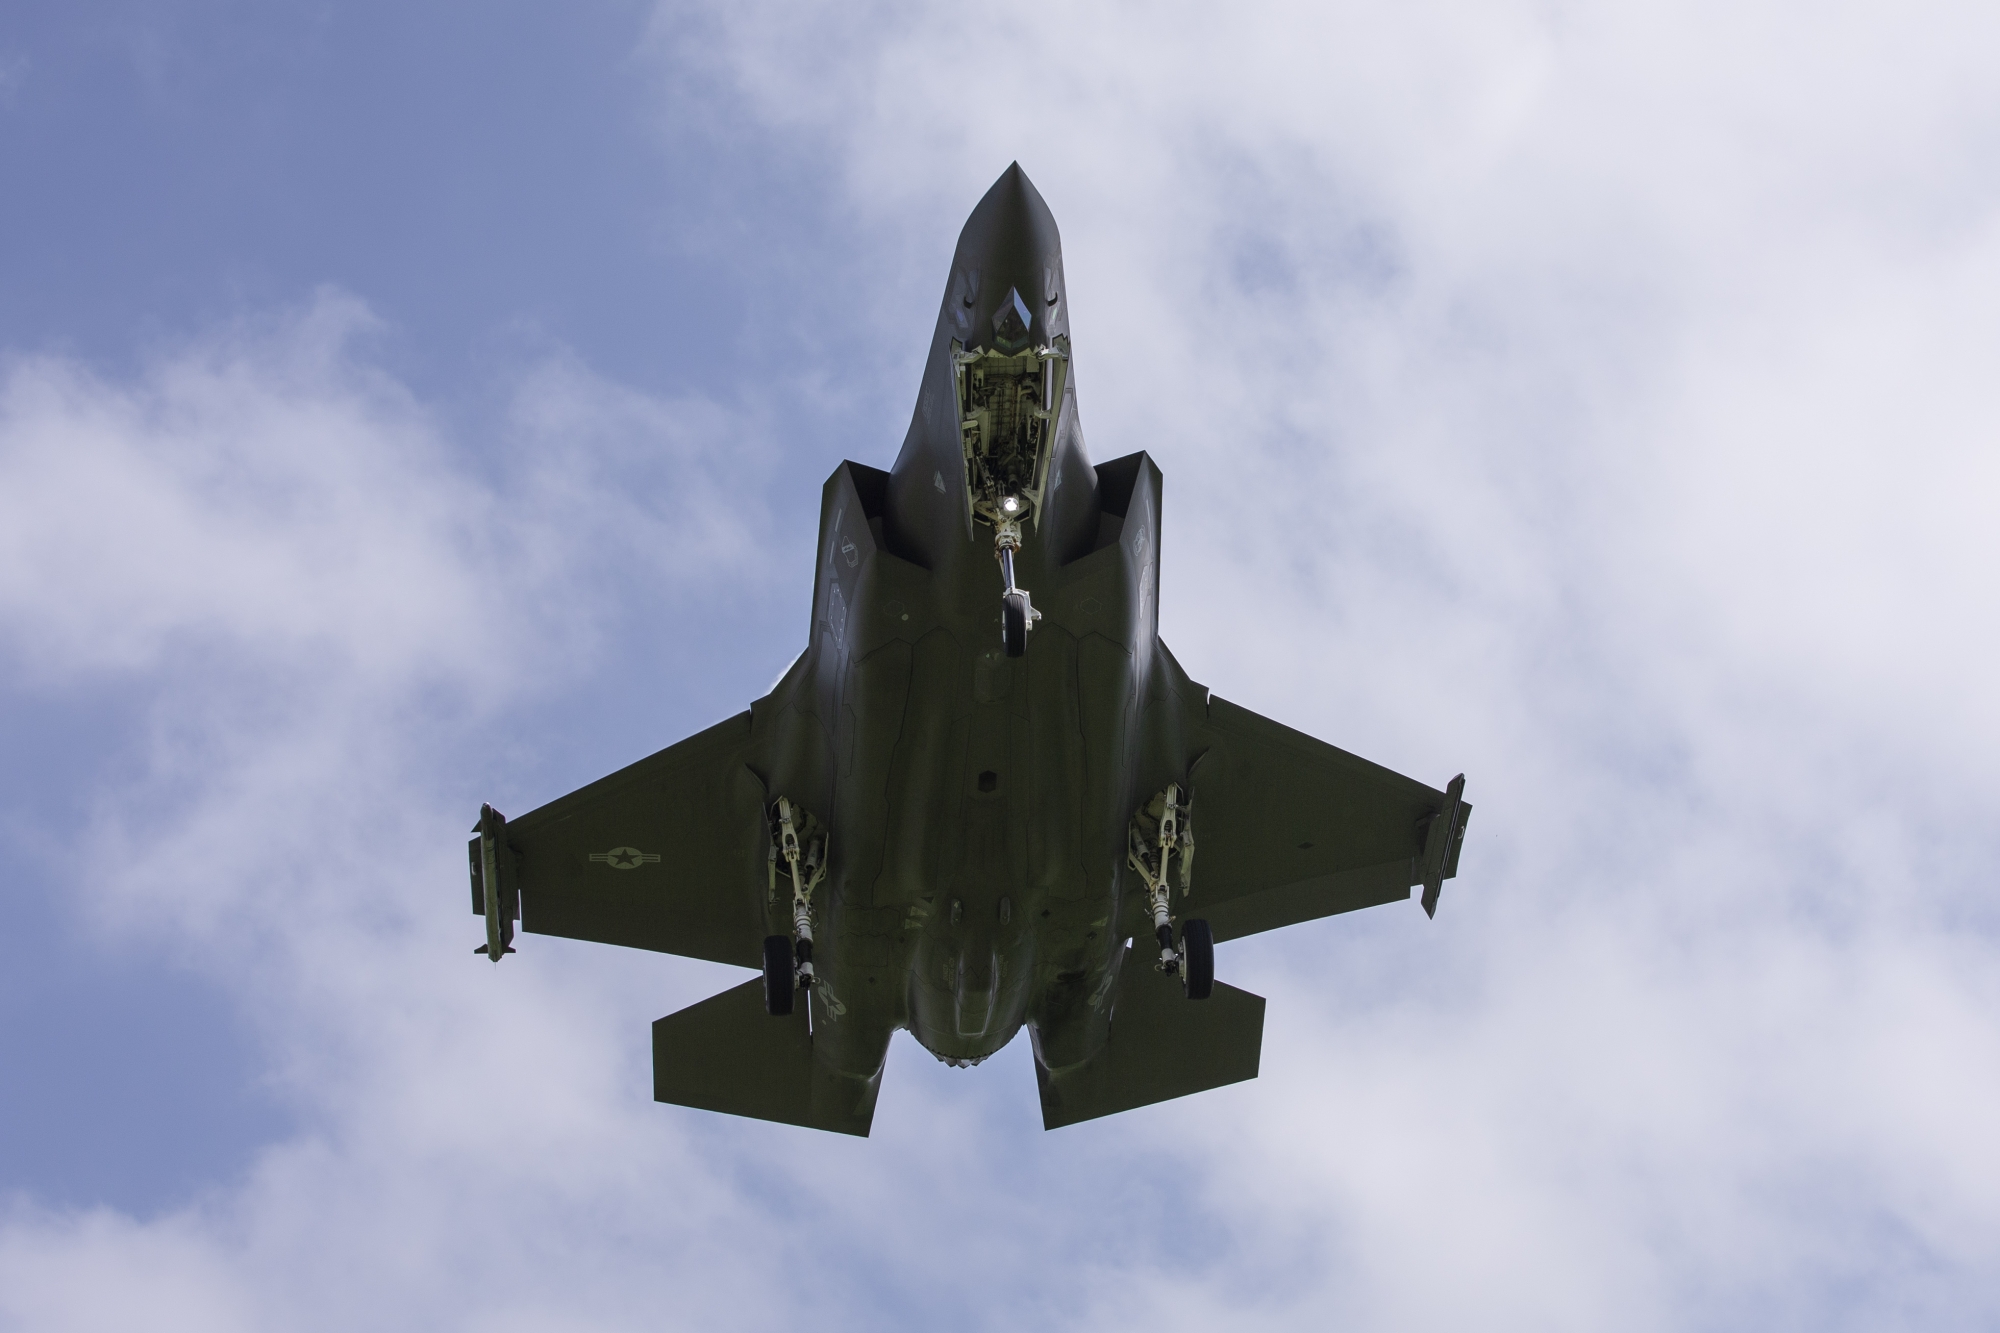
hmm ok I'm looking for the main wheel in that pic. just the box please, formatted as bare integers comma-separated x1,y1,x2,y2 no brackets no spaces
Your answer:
1002,592,1028,658
1180,919,1214,1000
762,934,795,1016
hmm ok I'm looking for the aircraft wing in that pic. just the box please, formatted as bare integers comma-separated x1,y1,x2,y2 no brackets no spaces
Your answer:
1189,695,1470,942
469,712,771,968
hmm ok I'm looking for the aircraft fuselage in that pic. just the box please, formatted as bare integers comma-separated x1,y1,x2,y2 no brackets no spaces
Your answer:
749,167,1193,1095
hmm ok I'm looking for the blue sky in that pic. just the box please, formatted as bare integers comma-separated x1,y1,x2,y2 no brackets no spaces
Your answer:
3,2,1998,1329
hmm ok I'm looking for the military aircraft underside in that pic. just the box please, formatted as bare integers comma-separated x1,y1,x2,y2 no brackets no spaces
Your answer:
467,164,1471,1135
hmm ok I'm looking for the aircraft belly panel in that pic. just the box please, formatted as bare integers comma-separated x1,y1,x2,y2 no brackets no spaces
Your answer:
836,639,913,910
875,628,965,909
1075,632,1139,870
1022,626,1089,903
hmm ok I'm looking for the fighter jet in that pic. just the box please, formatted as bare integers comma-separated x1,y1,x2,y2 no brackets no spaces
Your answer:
468,164,1470,1135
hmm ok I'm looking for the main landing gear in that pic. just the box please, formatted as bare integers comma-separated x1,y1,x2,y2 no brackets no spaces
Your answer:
765,796,828,1017
1128,783,1213,1000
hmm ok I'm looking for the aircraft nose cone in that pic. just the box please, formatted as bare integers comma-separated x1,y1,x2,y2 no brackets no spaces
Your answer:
992,287,1033,351
965,162,1041,230
946,163,1066,352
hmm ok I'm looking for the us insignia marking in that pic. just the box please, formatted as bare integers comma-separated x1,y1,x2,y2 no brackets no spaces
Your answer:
590,847,661,871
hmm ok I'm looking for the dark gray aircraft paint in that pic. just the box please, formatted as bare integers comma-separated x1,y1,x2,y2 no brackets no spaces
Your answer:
468,165,1470,1135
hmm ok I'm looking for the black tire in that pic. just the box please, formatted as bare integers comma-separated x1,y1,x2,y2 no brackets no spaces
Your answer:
762,935,795,1016
1002,593,1027,658
1181,919,1214,1000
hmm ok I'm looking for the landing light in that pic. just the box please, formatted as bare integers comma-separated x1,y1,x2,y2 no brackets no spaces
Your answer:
1000,496,1021,514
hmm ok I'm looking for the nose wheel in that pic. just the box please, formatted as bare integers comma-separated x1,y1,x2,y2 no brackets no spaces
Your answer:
1002,589,1032,657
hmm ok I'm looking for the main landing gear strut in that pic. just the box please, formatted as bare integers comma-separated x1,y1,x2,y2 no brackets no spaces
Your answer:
1128,784,1214,999
763,796,827,1017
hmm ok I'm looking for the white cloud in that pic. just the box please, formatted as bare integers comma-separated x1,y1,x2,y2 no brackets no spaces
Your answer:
0,1205,256,1333
3,1,2000,1328
0,293,484,687
0,292,818,1326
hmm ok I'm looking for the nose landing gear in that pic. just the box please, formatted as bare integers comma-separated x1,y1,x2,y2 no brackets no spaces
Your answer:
995,516,1041,658
953,333,1066,656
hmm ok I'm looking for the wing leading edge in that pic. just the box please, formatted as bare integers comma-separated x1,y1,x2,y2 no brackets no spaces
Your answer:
1189,694,1470,941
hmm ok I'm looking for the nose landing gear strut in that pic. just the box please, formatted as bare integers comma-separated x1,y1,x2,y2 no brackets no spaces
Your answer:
995,514,1041,658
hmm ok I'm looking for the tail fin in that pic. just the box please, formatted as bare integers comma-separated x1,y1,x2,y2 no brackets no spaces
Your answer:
652,980,878,1136
1034,952,1265,1130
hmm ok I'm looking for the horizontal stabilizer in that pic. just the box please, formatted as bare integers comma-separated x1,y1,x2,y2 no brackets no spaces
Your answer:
1035,953,1264,1131
652,980,876,1137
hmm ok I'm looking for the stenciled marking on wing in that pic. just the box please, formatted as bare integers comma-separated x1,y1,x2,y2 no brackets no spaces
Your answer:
589,847,661,871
